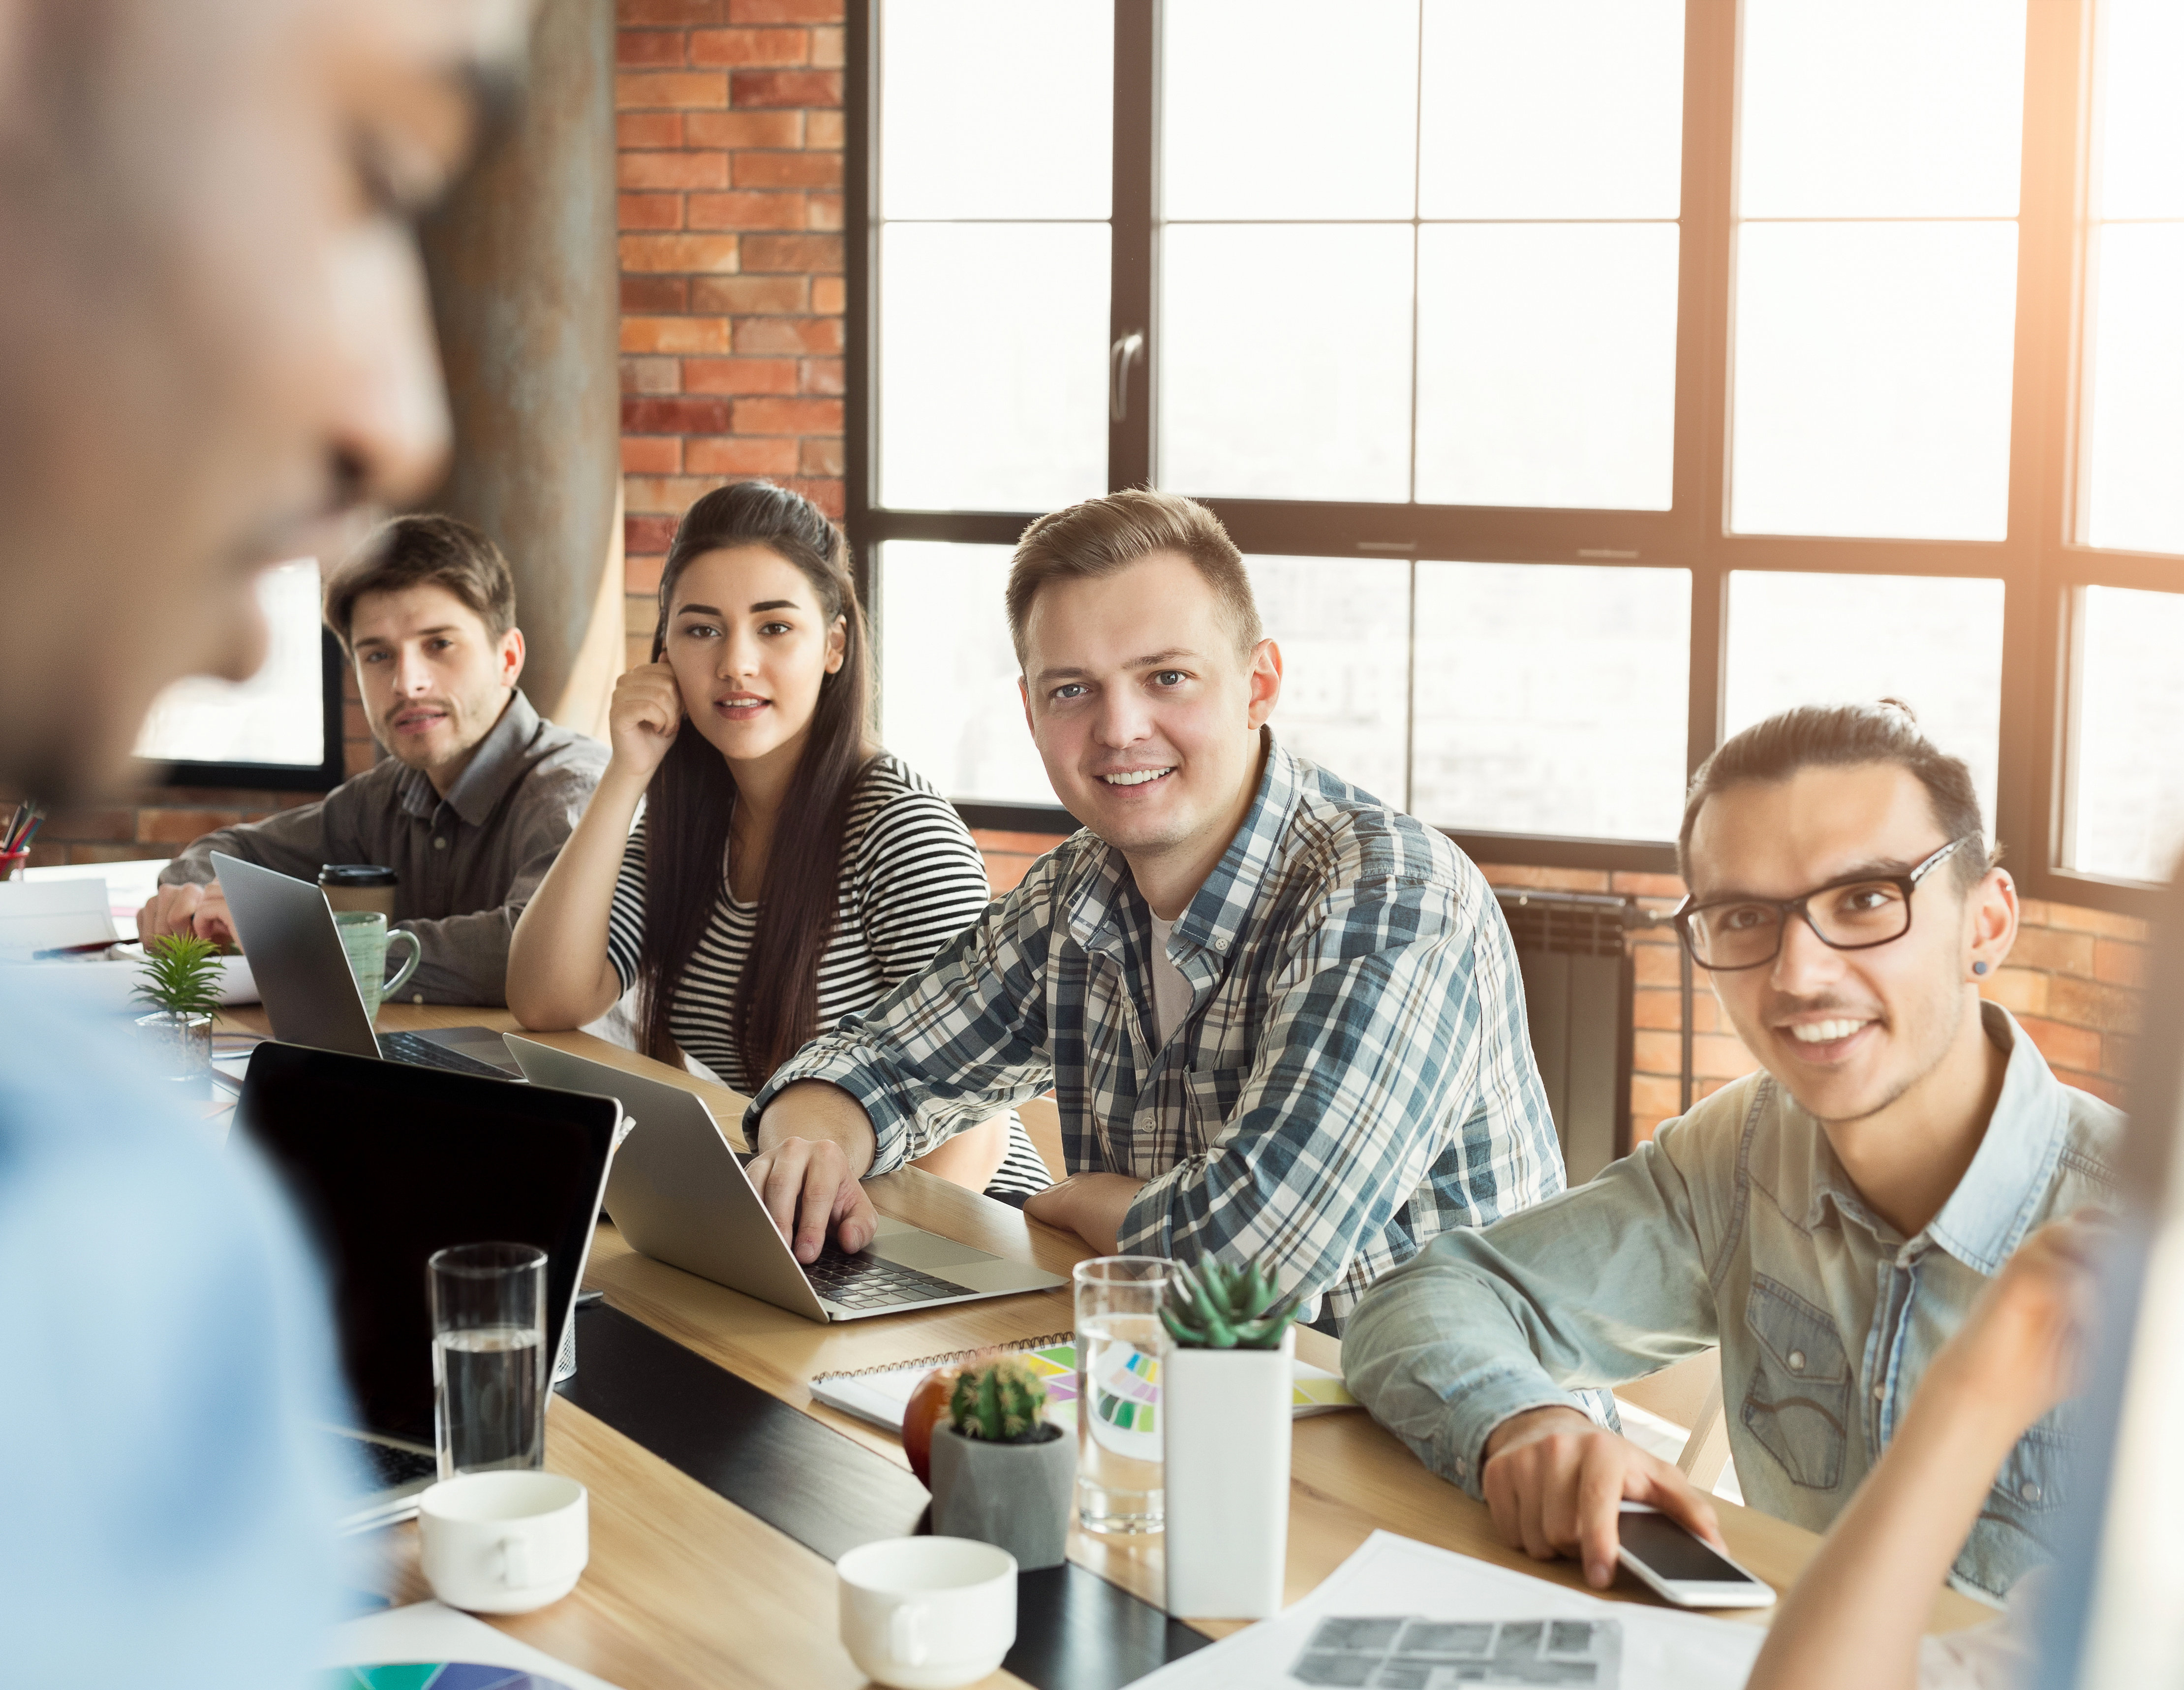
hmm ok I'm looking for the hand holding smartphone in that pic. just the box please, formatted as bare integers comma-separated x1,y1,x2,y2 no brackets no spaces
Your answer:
1614,1502,1776,1608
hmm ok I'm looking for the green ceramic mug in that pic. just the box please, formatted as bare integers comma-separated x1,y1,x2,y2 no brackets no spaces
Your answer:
337,910,421,1021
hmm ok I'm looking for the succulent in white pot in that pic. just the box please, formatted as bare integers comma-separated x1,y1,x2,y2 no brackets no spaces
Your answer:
1161,1255,1307,1621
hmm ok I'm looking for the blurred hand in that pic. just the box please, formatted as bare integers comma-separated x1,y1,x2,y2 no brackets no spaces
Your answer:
1480,1406,1724,1590
606,661,684,781
135,879,236,947
1925,1210,2110,1435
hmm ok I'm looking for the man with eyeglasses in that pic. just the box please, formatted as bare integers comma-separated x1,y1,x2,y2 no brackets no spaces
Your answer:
1344,700,2119,1605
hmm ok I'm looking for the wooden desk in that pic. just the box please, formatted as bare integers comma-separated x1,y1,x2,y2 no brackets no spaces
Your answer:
261,1006,1992,1687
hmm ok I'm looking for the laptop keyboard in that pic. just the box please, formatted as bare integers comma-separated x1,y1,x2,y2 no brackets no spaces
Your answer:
380,1030,517,1079
328,1432,437,1495
805,1246,976,1311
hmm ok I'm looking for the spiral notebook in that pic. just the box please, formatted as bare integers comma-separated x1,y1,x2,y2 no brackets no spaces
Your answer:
808,1332,1355,1438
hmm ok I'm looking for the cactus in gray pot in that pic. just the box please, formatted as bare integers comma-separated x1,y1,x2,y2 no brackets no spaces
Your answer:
947,1355,1056,1443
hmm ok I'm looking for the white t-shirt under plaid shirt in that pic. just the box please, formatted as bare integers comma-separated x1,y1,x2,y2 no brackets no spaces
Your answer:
605,752,1050,1201
747,731,1567,1331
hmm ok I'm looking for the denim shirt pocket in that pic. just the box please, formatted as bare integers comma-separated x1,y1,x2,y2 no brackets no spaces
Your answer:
1960,1419,2074,1597
1739,1274,1853,1491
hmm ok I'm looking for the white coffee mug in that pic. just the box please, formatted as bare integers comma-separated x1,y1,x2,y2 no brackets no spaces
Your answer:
417,1471,588,1615
837,1536,1016,1690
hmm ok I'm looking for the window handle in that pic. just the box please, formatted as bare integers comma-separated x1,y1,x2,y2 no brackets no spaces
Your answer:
1109,330,1145,423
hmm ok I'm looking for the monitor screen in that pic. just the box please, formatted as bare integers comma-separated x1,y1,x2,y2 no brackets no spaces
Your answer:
237,1043,616,1446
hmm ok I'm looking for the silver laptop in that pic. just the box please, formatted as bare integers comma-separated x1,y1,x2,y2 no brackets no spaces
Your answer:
505,1035,1065,1320
214,851,520,1078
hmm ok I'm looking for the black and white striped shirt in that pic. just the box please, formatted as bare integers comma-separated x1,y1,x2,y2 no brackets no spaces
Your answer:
605,752,1050,1200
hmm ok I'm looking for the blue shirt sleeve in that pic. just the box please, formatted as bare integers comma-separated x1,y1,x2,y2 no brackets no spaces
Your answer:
0,977,348,1689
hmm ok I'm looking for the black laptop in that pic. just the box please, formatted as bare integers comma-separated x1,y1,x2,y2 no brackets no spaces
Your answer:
236,1042,619,1530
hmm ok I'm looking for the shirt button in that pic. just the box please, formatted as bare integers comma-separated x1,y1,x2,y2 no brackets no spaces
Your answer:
413,993,424,1005
1213,938,1228,952
1872,1383,1885,1402
2019,1480,2041,1503
434,837,448,850
1786,1349,1806,1373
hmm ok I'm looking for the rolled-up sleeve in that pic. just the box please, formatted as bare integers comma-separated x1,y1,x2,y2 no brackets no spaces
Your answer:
1342,1120,1723,1499
744,863,1059,1172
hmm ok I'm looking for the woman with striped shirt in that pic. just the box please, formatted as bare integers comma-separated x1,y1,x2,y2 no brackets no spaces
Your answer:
508,480,1047,1203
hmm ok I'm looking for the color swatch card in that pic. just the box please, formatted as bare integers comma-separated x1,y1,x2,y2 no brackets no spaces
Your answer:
322,1602,622,1690
809,1335,1355,1437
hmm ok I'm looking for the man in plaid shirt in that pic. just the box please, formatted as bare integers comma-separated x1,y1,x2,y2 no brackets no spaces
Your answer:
743,490,1566,1331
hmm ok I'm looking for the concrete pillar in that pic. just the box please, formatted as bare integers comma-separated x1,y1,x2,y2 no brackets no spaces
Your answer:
421,0,621,738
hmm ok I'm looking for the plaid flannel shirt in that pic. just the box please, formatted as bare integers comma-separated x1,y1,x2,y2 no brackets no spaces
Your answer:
746,734,1567,1331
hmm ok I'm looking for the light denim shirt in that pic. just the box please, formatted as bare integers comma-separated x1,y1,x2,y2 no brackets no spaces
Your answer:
0,973,346,1686
1344,1002,2120,1601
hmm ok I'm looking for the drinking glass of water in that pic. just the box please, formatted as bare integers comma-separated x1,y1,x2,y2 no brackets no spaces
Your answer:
1073,1255,1172,1535
430,1241,549,1480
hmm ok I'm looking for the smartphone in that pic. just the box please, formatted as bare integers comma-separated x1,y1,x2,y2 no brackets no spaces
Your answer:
1614,1503,1777,1608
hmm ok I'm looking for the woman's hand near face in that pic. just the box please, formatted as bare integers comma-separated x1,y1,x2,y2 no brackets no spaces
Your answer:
608,660,684,780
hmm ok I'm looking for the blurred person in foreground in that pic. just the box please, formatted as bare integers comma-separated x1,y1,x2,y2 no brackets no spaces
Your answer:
1747,1212,2108,1690
0,1,530,1684
141,515,608,1005
1345,702,2120,1602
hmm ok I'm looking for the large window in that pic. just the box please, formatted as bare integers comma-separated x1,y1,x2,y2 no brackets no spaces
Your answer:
852,0,2184,908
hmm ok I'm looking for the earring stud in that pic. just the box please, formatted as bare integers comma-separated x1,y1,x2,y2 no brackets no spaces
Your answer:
1972,961,1989,976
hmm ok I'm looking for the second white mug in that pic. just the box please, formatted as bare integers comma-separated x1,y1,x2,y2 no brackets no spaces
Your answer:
417,1470,588,1615
837,1535,1016,1690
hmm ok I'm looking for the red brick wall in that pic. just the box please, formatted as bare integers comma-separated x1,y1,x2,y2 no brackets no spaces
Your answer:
614,0,846,667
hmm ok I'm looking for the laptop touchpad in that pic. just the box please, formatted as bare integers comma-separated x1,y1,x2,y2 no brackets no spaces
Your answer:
878,1232,998,1272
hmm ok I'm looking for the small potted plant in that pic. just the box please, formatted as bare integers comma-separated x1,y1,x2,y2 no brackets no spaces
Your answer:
132,933,224,1097
1160,1255,1308,1620
926,1355,1074,1570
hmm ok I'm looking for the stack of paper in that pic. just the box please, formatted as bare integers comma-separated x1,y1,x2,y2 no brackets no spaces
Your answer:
1132,1531,1765,1690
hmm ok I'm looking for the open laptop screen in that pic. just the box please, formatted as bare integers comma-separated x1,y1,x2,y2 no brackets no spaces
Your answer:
237,1042,617,1447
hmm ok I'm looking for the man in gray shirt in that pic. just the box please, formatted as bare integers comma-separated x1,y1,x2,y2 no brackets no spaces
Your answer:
1344,701,2118,1605
139,515,607,1004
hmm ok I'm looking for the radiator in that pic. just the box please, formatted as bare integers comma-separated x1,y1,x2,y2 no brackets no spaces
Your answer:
1495,890,1633,1187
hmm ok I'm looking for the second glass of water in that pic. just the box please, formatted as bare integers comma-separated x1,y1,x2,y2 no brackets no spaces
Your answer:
430,1241,549,1480
1073,1255,1171,1535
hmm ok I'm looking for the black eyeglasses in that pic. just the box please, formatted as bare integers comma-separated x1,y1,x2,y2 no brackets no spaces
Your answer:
1673,837,1975,972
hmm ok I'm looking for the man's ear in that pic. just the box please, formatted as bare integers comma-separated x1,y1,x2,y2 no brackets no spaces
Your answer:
1018,674,1034,737
1245,637,1282,730
1967,864,2017,982
499,626,525,689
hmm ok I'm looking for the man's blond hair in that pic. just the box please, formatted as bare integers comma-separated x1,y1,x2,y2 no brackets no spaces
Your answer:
1005,489,1263,665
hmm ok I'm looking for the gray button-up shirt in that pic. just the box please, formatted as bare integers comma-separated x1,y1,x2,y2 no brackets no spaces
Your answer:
1343,1001,2121,1601
160,690,607,1004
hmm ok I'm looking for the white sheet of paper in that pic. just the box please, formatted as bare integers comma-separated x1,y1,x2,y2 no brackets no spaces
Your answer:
0,877,116,955
325,1600,626,1690
1134,1531,1765,1690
